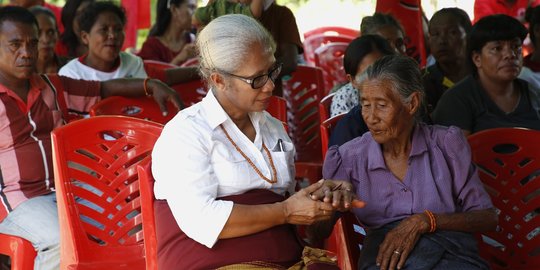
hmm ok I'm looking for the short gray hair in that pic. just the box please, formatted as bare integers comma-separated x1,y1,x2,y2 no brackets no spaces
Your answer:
360,55,425,117
196,14,276,85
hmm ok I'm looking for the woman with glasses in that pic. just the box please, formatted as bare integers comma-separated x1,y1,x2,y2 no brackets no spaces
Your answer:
151,14,362,269
138,0,197,65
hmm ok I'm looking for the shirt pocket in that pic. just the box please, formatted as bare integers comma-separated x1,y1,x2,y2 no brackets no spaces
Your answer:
269,140,295,186
211,143,255,187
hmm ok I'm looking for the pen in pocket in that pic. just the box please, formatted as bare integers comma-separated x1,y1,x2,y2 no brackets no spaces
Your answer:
277,139,284,152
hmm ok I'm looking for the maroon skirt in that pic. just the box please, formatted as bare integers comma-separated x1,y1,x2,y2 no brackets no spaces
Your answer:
154,189,305,270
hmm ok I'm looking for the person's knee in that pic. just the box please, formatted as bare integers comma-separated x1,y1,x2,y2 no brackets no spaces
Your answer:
33,225,60,251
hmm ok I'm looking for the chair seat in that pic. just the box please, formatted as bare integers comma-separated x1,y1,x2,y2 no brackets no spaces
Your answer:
0,233,36,270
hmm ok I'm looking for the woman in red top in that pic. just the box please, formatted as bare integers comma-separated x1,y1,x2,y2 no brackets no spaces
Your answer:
138,0,197,65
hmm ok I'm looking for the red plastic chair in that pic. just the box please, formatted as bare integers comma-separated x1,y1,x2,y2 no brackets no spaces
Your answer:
267,96,287,123
303,34,354,67
0,233,36,270
282,65,325,185
179,57,199,67
314,42,349,94
303,26,360,40
136,160,157,270
143,60,178,82
51,116,163,269
89,96,178,124
320,113,346,159
170,79,208,107
325,212,365,270
468,127,540,270
319,92,336,123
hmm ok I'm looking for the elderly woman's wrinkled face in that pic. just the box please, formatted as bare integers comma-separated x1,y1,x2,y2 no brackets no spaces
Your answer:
472,37,522,83
359,78,417,144
428,13,467,64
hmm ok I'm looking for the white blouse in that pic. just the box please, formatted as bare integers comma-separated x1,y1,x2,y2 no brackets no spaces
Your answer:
59,52,147,81
152,90,296,248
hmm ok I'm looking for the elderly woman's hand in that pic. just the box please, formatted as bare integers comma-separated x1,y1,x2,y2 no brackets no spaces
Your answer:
147,79,185,115
281,181,336,225
309,179,366,211
376,213,430,270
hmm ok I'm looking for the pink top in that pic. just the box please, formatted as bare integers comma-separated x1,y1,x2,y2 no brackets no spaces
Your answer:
0,75,101,222
138,36,193,64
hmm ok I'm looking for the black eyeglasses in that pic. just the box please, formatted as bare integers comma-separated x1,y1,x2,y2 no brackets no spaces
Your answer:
219,63,283,89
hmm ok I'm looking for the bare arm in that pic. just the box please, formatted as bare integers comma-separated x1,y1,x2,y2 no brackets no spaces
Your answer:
170,44,197,66
377,208,497,270
220,180,365,239
249,0,264,18
434,208,497,233
278,43,299,77
219,181,335,239
165,67,200,85
100,78,184,113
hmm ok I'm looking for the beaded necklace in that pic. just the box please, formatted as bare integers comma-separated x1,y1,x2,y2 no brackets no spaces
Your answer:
219,124,277,184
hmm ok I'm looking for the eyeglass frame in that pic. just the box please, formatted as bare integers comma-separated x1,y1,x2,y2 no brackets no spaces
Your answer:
218,62,283,89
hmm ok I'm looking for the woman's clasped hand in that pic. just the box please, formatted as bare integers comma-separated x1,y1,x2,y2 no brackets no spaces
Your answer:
309,179,366,211
283,180,366,225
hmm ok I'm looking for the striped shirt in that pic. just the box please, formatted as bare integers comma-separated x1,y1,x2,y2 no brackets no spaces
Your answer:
0,74,101,222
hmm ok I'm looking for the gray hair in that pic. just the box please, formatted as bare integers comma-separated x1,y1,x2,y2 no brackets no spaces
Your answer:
359,55,425,118
196,14,276,86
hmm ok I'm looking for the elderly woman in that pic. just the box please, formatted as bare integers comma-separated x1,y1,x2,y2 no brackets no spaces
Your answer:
323,55,497,270
433,14,540,135
151,14,360,269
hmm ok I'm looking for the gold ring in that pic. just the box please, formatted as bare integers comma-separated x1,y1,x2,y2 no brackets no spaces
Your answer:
393,250,401,255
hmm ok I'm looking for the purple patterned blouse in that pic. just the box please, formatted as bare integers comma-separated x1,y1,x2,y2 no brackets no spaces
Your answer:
323,124,493,228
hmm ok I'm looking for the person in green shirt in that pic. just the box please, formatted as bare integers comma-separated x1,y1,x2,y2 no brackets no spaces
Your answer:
192,0,264,29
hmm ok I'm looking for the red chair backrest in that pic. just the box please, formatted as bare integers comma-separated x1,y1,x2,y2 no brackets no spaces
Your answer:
319,92,336,123
170,79,208,107
179,57,199,67
267,96,287,123
303,26,360,40
325,212,365,270
303,34,354,66
137,160,157,270
468,127,540,270
51,116,163,269
314,42,349,94
282,65,325,175
89,96,178,124
320,113,346,159
143,60,178,82
0,233,36,270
